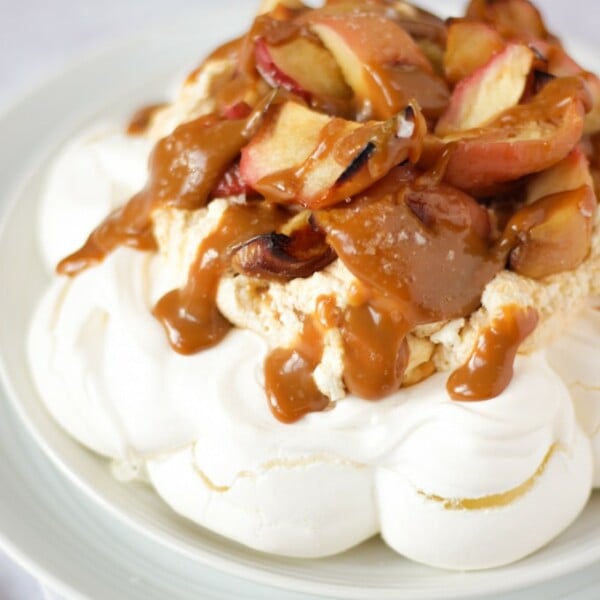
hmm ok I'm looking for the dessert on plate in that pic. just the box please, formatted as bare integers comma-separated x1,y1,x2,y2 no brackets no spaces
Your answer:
28,0,600,570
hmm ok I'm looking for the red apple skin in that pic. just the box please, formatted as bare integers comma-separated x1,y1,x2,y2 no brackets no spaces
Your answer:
420,78,589,195
254,39,311,100
436,43,534,136
309,13,440,119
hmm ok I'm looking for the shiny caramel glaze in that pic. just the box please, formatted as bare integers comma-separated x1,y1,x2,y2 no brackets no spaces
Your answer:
447,305,539,401
316,166,500,323
340,299,411,399
312,165,503,401
264,314,330,423
153,202,288,354
57,97,274,276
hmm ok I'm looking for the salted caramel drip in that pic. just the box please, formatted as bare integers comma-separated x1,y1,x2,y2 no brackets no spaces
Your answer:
341,300,410,399
126,103,166,136
153,202,287,355
363,63,450,120
447,305,539,402
58,104,269,277
316,166,501,324
264,314,329,423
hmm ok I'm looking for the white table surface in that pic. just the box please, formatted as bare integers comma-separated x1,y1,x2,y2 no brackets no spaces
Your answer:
1,0,600,599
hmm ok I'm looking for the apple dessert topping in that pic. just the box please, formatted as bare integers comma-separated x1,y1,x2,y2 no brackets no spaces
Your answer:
57,0,599,423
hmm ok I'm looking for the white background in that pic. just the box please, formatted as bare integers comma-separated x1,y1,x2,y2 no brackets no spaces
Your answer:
1,0,599,598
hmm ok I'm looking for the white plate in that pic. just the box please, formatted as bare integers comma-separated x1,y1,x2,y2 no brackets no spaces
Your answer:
1,2,600,599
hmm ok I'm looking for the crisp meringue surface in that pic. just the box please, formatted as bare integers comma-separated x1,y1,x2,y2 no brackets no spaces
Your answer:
25,126,598,568
548,307,600,486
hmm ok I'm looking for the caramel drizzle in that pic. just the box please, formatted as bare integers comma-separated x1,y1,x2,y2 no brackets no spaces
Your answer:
57,99,273,277
153,202,287,355
264,314,329,424
447,305,539,402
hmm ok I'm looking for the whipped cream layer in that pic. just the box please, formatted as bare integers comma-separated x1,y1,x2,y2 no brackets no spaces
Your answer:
27,126,598,568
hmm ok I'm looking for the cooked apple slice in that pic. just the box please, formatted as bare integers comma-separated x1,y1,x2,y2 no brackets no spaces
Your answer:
504,185,596,279
444,21,506,85
309,13,441,119
436,44,534,136
240,100,339,191
465,0,547,40
526,146,594,203
502,146,598,278
531,40,600,134
425,77,589,195
255,37,352,100
240,100,426,208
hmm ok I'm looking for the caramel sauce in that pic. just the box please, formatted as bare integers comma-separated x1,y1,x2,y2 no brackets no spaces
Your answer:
153,202,287,354
447,306,539,401
126,103,166,136
340,300,410,399
58,103,270,276
310,165,503,401
364,64,450,120
316,166,501,324
264,315,329,423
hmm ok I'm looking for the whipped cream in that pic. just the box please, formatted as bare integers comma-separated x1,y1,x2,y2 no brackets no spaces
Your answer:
27,126,598,569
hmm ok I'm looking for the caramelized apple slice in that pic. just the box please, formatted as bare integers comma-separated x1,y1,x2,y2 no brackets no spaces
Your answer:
444,21,506,85
526,146,594,203
504,185,596,279
436,44,534,136
240,100,426,209
465,0,548,40
309,13,445,119
315,166,499,323
231,215,335,281
255,37,352,100
427,77,589,194
530,39,600,134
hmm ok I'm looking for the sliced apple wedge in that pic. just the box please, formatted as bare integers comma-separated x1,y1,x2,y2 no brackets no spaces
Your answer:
426,77,589,195
526,146,594,204
502,145,598,278
531,39,600,134
436,44,534,136
255,37,352,100
240,100,426,208
465,0,548,40
504,185,596,279
444,21,506,85
309,13,441,119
